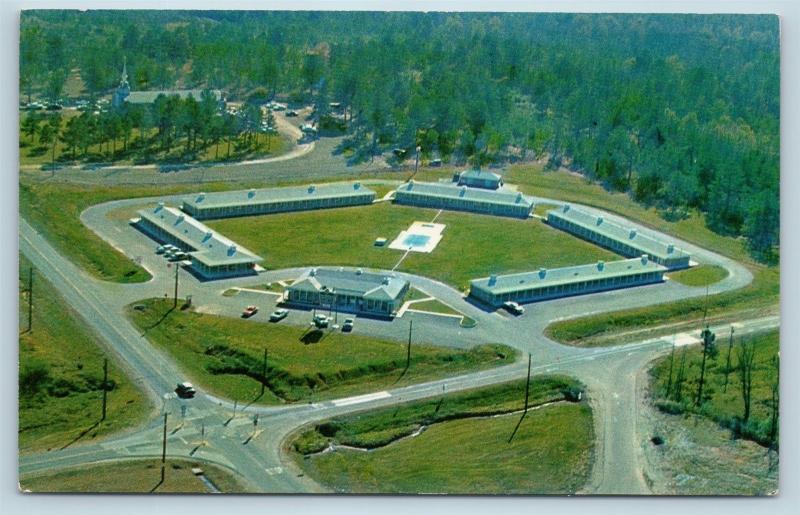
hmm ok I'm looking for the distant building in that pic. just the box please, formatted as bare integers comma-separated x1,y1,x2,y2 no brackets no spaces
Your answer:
456,169,503,190
394,181,534,218
546,205,691,270
180,182,376,220
285,268,410,317
469,255,666,307
135,204,262,280
112,60,224,109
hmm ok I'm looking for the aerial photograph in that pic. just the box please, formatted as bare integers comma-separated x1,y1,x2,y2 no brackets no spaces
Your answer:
17,10,779,496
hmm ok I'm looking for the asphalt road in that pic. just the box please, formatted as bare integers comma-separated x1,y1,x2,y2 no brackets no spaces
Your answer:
18,181,777,494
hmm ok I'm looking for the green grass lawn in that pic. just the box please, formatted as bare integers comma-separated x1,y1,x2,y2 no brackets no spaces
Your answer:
649,330,779,447
667,264,729,286
19,458,251,493
127,298,516,404
208,202,617,290
290,376,593,494
18,255,152,453
409,298,463,317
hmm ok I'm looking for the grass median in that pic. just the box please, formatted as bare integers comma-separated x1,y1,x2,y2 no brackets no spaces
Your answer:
19,458,251,493
18,255,151,453
289,375,593,494
127,298,517,404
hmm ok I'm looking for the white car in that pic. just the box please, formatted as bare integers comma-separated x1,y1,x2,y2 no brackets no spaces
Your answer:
313,314,329,328
503,301,525,315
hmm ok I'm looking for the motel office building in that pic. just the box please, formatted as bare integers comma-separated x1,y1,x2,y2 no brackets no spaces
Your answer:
394,181,534,218
135,204,262,279
286,268,410,317
181,182,376,220
546,205,691,270
469,256,667,307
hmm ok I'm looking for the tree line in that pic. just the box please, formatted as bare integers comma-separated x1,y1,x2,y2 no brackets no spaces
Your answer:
20,11,779,261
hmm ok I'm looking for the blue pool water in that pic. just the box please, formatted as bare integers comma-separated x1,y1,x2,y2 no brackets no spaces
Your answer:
403,234,431,248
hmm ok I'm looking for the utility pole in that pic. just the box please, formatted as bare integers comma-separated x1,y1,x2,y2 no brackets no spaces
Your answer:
406,320,413,369
160,413,168,484
261,348,268,396
665,335,676,397
524,353,532,412
101,358,108,421
27,266,33,333
414,145,421,176
722,326,734,393
173,262,180,309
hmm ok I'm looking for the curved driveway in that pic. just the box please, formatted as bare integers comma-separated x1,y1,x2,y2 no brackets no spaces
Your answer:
19,181,775,495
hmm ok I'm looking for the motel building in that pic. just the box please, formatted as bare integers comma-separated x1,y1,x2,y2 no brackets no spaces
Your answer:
394,180,534,218
180,182,376,220
546,204,691,270
455,169,504,190
134,203,262,280
286,268,410,317
469,255,667,307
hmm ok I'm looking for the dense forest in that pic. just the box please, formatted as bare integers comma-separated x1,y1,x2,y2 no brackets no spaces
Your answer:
19,11,780,261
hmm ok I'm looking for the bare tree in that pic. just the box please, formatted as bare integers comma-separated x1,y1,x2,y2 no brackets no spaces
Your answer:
722,326,734,393
769,354,779,446
695,325,717,406
664,338,676,398
736,337,757,424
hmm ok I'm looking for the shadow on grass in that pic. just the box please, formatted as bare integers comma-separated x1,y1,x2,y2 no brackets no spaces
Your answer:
507,411,527,444
149,475,164,493
59,420,101,451
300,328,326,345
141,306,176,335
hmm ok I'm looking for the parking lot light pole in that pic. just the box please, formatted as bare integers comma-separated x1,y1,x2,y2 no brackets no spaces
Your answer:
161,413,168,484
173,262,180,309
406,320,413,369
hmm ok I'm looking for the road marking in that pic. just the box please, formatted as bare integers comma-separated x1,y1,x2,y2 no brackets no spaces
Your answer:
332,391,391,407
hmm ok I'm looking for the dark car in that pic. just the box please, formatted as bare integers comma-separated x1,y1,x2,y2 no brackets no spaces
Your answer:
176,382,196,398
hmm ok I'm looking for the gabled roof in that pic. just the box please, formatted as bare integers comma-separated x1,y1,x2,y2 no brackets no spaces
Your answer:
182,182,375,211
289,268,408,300
471,257,666,295
396,181,533,209
460,169,502,182
137,204,262,267
547,205,691,261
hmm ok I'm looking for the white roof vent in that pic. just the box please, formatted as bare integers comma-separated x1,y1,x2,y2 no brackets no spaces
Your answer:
382,276,390,285
308,184,316,194
539,268,547,278
203,230,213,241
641,254,649,265
247,189,256,198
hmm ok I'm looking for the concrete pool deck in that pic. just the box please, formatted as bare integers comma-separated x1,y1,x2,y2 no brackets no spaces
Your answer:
389,221,446,253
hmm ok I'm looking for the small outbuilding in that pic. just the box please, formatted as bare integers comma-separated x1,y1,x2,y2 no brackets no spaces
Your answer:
456,169,503,190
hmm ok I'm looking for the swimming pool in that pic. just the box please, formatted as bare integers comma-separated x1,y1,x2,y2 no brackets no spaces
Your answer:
402,234,432,248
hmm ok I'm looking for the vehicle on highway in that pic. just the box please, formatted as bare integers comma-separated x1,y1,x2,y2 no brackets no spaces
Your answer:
342,317,355,332
175,382,196,398
313,313,329,328
270,308,289,322
503,301,525,315
242,305,259,318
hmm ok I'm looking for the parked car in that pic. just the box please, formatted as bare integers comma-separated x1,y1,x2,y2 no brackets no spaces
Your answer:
156,245,167,254
175,382,196,398
313,313,329,328
285,110,298,117
342,317,355,332
242,305,259,318
269,308,289,322
503,301,525,315
430,158,443,167
46,104,63,111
